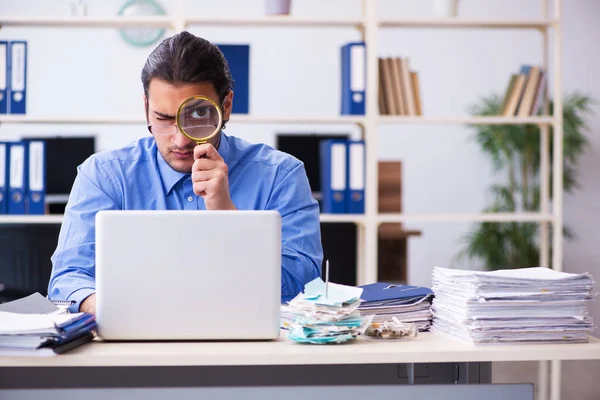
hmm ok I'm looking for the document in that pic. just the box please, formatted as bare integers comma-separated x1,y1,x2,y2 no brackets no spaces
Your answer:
430,266,596,344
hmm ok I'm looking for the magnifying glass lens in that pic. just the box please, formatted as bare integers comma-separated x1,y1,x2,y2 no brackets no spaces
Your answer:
177,98,222,141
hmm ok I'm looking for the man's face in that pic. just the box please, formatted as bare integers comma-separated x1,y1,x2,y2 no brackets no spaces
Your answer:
145,79,232,173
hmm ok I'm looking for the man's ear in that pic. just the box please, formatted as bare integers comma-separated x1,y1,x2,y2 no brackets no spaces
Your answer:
222,90,234,122
143,94,149,122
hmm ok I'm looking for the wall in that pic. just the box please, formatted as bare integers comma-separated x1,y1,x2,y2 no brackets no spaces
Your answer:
1,0,599,397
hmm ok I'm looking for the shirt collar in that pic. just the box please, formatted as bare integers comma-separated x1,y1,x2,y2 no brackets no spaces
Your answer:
156,131,231,195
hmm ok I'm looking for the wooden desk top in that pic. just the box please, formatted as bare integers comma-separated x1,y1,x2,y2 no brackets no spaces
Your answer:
1,331,600,368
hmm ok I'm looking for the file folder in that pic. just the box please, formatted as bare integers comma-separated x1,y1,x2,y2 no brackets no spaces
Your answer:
0,41,8,114
359,282,433,304
0,142,7,214
217,44,249,114
346,140,365,214
26,140,45,215
8,141,27,215
319,139,347,214
341,42,366,115
9,41,27,115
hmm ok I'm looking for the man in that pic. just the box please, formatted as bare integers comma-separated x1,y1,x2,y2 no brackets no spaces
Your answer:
48,31,323,314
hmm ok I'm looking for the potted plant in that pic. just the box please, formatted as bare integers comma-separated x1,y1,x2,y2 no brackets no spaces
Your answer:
455,91,594,269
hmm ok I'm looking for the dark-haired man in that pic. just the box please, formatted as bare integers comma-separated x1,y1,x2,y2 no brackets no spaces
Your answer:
48,32,323,314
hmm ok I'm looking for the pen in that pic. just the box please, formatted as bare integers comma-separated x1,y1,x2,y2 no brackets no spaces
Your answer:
325,259,330,299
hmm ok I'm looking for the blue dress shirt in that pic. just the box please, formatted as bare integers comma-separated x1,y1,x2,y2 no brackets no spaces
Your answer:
48,133,323,312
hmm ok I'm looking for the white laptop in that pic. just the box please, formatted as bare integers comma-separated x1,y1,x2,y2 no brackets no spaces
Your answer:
94,210,282,341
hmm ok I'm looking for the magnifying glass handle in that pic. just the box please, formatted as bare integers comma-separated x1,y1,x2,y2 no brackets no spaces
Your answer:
195,141,208,159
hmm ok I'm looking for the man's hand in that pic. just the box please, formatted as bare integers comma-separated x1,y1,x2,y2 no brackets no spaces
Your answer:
80,293,96,314
192,143,237,210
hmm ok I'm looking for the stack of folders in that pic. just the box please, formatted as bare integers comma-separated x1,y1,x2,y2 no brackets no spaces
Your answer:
0,293,96,355
284,278,373,344
0,312,96,356
357,283,434,332
431,266,597,344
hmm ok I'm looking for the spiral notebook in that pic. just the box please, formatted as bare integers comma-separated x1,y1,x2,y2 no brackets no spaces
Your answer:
0,292,72,314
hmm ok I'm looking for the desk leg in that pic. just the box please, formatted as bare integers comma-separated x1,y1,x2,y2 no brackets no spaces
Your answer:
550,360,561,400
538,360,549,400
407,363,414,385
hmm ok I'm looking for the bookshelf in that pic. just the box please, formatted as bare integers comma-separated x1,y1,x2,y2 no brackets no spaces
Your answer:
0,1,565,398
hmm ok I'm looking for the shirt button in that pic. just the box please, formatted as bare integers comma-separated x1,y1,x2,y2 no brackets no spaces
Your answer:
187,196,193,202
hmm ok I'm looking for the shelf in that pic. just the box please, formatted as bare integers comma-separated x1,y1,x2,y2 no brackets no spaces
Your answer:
0,16,362,29
0,213,553,225
378,116,556,125
378,213,555,223
379,18,557,29
319,214,365,224
0,214,366,225
0,115,555,126
0,215,64,224
0,115,365,125
0,116,145,124
185,16,363,28
0,16,173,28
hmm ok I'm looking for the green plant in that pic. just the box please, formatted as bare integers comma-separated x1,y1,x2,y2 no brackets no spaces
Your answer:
456,91,594,269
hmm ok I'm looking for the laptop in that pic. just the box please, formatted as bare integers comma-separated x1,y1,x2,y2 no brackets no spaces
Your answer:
94,210,282,341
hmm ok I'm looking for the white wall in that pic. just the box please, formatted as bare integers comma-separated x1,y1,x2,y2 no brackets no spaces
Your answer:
1,0,600,397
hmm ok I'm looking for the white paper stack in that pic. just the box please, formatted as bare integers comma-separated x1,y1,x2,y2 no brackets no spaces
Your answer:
431,266,596,344
284,278,373,344
0,311,96,355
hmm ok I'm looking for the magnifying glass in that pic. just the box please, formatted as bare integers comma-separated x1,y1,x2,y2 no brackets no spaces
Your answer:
176,95,223,145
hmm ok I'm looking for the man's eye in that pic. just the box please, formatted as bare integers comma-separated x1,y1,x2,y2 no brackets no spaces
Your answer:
190,107,210,119
156,117,171,121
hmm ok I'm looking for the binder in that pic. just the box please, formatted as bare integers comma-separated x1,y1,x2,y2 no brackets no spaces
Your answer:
0,41,8,114
217,44,249,114
359,282,433,304
8,40,27,115
341,42,366,115
319,139,347,214
8,141,27,215
346,140,365,214
26,140,45,215
0,142,7,214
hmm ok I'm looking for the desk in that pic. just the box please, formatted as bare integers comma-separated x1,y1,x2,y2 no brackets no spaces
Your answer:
0,331,599,400
2,331,600,367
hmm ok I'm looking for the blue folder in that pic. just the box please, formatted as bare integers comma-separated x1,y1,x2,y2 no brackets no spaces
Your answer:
217,44,249,114
358,282,433,305
341,42,366,115
0,41,8,114
319,139,347,213
7,141,27,215
8,40,27,115
0,142,7,214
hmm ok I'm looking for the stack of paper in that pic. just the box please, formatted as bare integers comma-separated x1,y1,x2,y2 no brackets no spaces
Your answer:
357,283,433,331
0,311,96,355
285,278,373,344
431,266,596,344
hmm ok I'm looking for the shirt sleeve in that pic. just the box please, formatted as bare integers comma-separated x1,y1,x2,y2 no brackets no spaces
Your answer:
47,157,121,313
266,161,323,301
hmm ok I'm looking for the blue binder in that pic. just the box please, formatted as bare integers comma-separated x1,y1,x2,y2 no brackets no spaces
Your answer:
319,139,347,214
0,142,7,214
25,140,45,215
359,282,433,305
0,41,8,114
346,140,365,214
217,44,249,114
341,42,366,115
7,141,27,214
8,40,27,115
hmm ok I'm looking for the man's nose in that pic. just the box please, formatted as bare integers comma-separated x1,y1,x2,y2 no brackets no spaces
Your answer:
171,129,194,148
